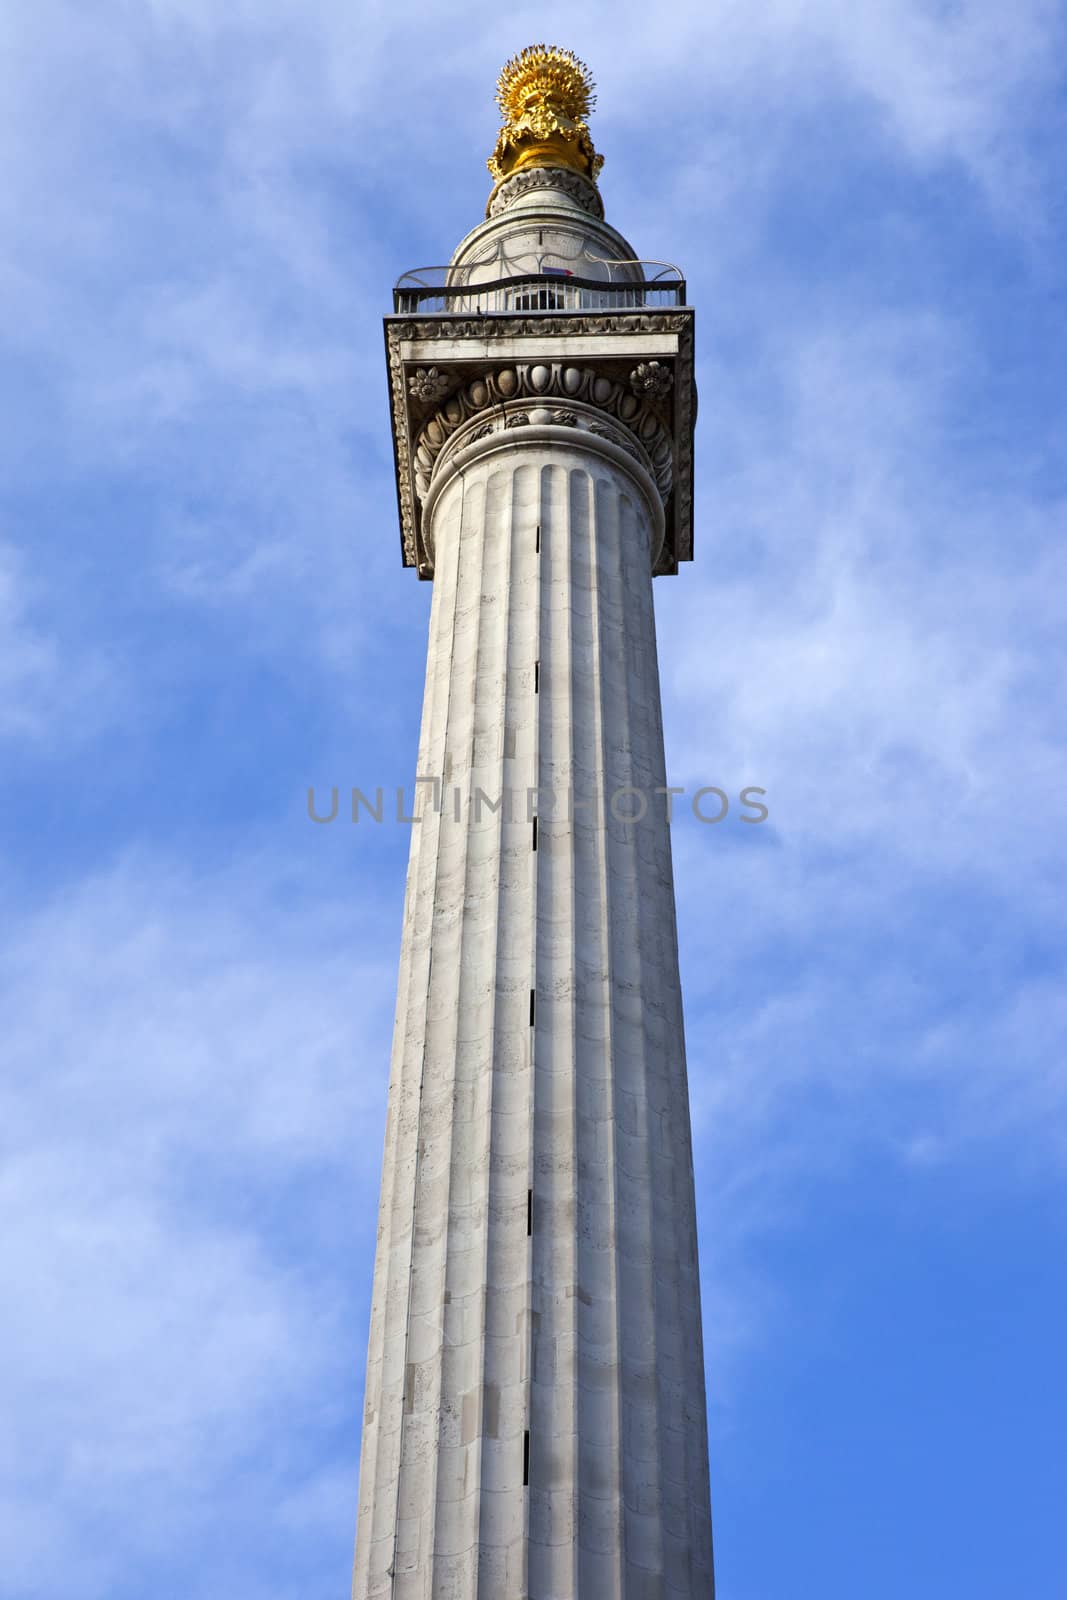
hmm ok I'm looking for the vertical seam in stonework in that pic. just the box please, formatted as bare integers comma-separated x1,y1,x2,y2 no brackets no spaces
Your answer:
357,482,455,1598
472,462,513,1598
387,469,472,1595
427,479,483,1587
355,519,449,1596
521,463,543,1597
527,460,559,1587
480,457,523,1589
571,459,596,1593
615,492,667,1591
584,465,625,1596
448,464,495,1592
643,556,714,1592
598,473,627,1597
528,466,545,1595
561,463,580,1600
425,469,476,1589
531,457,585,1599
355,575,450,1595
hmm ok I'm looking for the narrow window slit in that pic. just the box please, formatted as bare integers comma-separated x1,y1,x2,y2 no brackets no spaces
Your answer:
532,816,538,852
529,989,536,1026
535,523,540,553
527,1189,533,1236
534,660,539,693
523,1429,530,1486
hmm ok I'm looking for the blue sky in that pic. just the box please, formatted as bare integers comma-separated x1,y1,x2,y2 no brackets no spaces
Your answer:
2,3,1065,1596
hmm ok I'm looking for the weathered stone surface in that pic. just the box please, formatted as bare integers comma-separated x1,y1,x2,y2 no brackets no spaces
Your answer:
353,433,712,1599
355,162,712,1600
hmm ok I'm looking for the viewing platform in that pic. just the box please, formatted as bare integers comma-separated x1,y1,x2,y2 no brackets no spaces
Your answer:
393,260,686,315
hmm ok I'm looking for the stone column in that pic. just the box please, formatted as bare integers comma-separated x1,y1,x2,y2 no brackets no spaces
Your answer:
353,400,713,1600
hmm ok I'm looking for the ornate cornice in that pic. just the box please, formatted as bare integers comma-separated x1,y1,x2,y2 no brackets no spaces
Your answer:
384,309,696,578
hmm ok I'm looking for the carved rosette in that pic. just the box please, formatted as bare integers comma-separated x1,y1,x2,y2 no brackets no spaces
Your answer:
407,366,452,403
411,364,673,508
631,359,673,398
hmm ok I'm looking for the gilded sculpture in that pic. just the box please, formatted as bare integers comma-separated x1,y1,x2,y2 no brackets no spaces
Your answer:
488,44,604,187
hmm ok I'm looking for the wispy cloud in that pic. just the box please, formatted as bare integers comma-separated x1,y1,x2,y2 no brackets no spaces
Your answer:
0,851,394,1596
0,541,121,744
1,2,1064,1594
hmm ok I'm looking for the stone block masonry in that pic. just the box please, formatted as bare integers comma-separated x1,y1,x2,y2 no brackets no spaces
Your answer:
353,51,714,1599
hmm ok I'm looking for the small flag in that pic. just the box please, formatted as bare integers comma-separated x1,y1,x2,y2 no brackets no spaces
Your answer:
542,267,574,278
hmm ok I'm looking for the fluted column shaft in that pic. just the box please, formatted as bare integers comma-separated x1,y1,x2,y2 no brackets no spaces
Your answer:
353,423,713,1600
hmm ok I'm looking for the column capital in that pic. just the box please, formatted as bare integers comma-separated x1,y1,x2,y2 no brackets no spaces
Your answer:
384,307,696,579
422,405,668,574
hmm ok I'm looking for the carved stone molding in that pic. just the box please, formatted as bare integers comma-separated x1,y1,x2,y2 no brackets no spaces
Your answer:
407,366,451,403
436,397,655,486
411,364,673,507
422,399,667,573
486,166,605,220
384,307,696,577
393,311,690,343
631,360,673,398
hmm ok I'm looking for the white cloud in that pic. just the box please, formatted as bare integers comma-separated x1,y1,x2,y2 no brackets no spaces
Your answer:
0,850,394,1595
0,541,121,744
0,544,59,738
1,0,1059,700
661,306,1066,884
0,0,1062,1583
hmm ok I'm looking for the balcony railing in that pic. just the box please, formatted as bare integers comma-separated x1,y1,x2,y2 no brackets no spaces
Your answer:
393,261,686,315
